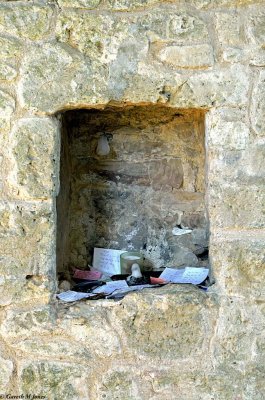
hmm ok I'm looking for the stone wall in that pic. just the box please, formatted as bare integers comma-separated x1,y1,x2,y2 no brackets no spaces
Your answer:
0,0,264,399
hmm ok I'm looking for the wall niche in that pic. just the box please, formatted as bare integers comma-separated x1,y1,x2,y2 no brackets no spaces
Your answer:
56,104,208,279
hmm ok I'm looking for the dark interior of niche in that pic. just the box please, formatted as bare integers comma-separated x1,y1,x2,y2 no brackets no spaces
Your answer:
56,104,209,280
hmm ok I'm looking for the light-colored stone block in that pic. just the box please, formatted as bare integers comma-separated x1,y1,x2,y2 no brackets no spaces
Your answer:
58,0,101,8
211,238,265,298
206,109,249,150
248,12,265,45
170,65,249,108
0,89,15,118
159,44,214,69
10,117,60,198
18,361,90,400
0,5,53,40
251,70,265,136
215,12,245,45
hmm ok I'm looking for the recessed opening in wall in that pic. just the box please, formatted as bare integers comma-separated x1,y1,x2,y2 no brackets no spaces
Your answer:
56,104,208,282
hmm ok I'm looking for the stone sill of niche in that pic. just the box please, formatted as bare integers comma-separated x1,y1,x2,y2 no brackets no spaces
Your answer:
55,283,216,311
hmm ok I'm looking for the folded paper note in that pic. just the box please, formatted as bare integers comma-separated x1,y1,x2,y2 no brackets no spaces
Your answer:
92,280,128,295
160,267,209,285
57,290,96,302
93,248,125,275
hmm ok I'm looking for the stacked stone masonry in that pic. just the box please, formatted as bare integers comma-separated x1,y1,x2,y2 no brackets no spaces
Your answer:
0,0,264,399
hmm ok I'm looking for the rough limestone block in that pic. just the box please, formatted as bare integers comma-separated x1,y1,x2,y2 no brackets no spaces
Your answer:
251,70,265,136
206,108,249,150
167,13,209,42
211,238,265,298
159,44,214,69
11,118,60,198
58,0,101,8
0,5,53,40
105,0,160,10
208,183,265,229
0,200,56,280
215,12,245,46
57,303,122,358
170,65,249,108
191,0,265,9
56,11,129,61
18,361,90,400
0,348,13,392
108,285,218,361
18,42,105,113
212,298,258,372
0,89,15,118
0,306,56,339
0,63,17,81
248,12,265,45
0,35,23,59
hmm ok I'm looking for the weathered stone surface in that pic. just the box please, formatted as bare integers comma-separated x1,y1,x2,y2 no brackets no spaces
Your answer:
57,304,122,358
191,0,264,9
108,285,218,360
0,348,13,392
209,183,265,229
170,65,249,108
0,201,56,280
11,118,60,198
251,70,265,136
0,62,17,81
18,42,106,113
19,361,90,400
0,89,15,118
0,5,53,40
58,0,101,8
206,108,249,150
0,35,23,59
0,306,56,339
215,12,245,45
167,13,209,42
248,12,265,45
211,238,265,297
159,44,214,69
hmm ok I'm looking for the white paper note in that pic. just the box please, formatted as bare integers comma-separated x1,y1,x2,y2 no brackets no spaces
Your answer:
57,290,96,302
160,267,209,285
92,280,128,295
93,248,125,275
106,284,160,298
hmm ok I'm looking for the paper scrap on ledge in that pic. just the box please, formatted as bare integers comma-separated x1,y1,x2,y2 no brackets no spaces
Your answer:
106,284,160,298
160,267,209,285
73,268,102,280
93,248,125,275
57,290,96,302
92,280,128,295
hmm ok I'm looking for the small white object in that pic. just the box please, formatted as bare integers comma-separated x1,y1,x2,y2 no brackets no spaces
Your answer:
131,263,142,278
96,135,110,156
172,227,192,236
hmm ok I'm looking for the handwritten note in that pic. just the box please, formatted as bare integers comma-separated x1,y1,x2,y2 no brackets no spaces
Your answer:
93,248,125,275
160,267,209,285
57,290,96,302
92,280,128,295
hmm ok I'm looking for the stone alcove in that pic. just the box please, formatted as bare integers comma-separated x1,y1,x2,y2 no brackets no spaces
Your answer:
56,104,209,279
